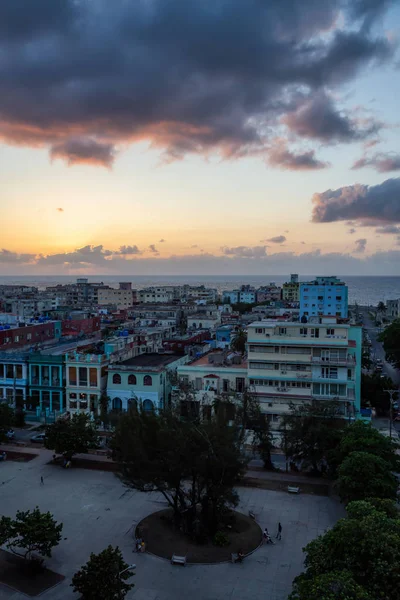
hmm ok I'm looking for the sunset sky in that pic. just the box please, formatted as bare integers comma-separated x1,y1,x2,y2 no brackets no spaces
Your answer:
1,0,400,275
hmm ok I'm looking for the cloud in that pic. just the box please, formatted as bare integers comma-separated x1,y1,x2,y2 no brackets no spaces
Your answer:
375,225,400,234
0,0,393,166
354,238,367,253
301,241,306,244
348,228,356,234
159,239,166,243
36,245,113,266
0,249,36,264
50,138,116,168
222,246,267,259
267,141,329,171
283,91,382,143
190,245,198,249
311,178,400,224
117,245,141,255
352,152,400,172
267,236,287,244
56,207,64,212
148,244,159,254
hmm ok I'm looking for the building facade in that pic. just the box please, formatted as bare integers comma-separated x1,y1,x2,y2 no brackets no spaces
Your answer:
28,353,65,415
0,352,29,407
65,352,109,415
97,287,134,309
387,299,400,319
300,277,348,319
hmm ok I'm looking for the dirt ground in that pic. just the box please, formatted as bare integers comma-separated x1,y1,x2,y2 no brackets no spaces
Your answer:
137,508,262,563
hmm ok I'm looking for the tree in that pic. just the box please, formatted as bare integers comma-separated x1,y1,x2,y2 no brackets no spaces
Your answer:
0,402,14,442
335,421,400,471
290,570,372,600
377,301,386,313
71,545,134,600
361,373,396,416
379,319,400,368
230,328,247,354
298,500,400,600
281,400,345,474
112,407,244,536
0,507,63,563
45,413,98,460
337,451,398,504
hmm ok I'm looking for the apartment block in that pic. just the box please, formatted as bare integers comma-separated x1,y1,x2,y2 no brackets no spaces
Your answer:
300,276,348,318
387,299,400,319
65,351,109,415
97,287,134,309
247,317,361,427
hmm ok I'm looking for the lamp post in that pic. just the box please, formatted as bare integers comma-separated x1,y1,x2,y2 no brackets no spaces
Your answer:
384,389,398,438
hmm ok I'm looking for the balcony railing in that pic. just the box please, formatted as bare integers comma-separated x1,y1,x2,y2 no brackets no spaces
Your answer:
311,356,355,365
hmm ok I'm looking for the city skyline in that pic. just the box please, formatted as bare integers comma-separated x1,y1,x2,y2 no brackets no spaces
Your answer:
1,1,400,275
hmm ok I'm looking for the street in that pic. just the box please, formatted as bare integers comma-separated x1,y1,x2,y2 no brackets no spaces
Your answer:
360,307,400,386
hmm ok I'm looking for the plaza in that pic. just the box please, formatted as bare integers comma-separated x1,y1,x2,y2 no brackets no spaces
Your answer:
0,451,344,600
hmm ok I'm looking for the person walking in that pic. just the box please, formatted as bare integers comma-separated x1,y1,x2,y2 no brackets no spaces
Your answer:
276,522,282,540
40,476,44,485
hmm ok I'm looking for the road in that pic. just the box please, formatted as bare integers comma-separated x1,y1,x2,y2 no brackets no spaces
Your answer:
360,308,400,386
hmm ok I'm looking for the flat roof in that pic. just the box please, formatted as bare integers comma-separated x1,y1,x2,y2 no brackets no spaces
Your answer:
248,320,351,329
117,353,182,368
188,353,247,369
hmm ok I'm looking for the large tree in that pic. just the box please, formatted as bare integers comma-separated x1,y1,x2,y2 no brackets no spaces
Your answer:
337,451,398,504
230,328,247,354
0,507,63,564
71,545,134,600
297,500,400,600
0,402,14,442
289,570,372,600
112,407,244,536
281,400,345,474
379,319,400,369
45,413,98,459
335,421,400,471
361,373,397,416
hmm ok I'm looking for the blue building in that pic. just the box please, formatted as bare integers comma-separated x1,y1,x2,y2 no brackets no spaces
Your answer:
300,276,348,319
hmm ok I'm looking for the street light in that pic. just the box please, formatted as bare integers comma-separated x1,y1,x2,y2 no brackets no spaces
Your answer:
119,564,136,577
384,389,398,438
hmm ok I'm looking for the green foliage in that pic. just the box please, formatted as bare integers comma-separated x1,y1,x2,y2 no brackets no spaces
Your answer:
300,500,400,600
361,373,397,416
335,421,400,471
281,400,345,474
290,570,372,600
213,531,229,547
112,407,244,536
44,413,98,459
379,319,400,369
0,402,14,442
14,407,25,428
230,328,247,354
71,545,134,600
337,451,398,504
377,301,386,313
0,507,63,562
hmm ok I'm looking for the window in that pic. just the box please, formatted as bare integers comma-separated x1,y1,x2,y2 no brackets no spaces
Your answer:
128,374,137,385
327,328,335,336
255,328,264,334
52,392,60,411
69,366,77,385
79,367,87,386
112,397,122,411
6,364,13,379
236,377,245,393
143,399,154,412
279,327,287,335
112,373,121,385
300,328,307,335
89,368,97,387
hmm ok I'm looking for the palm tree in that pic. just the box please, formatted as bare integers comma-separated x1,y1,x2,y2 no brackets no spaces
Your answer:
231,328,247,354
377,301,386,313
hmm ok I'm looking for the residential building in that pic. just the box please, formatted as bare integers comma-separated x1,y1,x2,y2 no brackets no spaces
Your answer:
97,284,134,309
387,299,400,319
28,352,65,416
282,274,300,302
300,276,348,318
182,285,218,303
65,351,109,415
0,320,61,351
222,290,239,304
223,286,257,304
162,331,210,353
0,351,29,407
247,317,361,430
256,284,282,304
137,287,179,303
215,325,235,348
187,309,221,331
107,353,187,412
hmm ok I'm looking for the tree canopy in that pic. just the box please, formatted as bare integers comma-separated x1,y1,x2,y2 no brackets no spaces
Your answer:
45,413,98,459
0,507,63,562
230,328,247,354
379,319,400,369
71,545,134,600
281,400,345,474
337,451,398,504
361,373,397,416
299,499,400,600
335,421,400,471
0,402,14,442
289,569,372,600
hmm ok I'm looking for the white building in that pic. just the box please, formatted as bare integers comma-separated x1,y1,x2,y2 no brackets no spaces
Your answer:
97,288,133,309
387,299,400,319
65,352,109,415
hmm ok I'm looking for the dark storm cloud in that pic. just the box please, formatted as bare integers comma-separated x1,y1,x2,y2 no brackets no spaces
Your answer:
352,152,400,172
284,92,382,142
354,238,367,253
312,178,400,224
50,138,116,167
0,0,394,165
267,142,329,170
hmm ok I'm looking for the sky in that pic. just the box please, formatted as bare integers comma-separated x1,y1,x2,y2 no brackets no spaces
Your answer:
1,0,400,276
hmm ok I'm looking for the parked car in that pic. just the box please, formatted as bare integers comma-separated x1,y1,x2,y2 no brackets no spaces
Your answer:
31,433,46,443
5,429,15,440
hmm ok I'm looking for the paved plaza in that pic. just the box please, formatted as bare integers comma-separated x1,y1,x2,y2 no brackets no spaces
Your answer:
0,450,344,600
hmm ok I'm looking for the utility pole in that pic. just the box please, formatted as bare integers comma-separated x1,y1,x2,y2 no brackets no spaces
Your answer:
384,389,398,438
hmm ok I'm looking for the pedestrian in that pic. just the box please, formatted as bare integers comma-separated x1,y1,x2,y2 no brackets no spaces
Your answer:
276,522,282,540
40,476,44,485
263,528,269,543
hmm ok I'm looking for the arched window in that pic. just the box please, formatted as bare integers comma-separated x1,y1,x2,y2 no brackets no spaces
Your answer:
143,399,154,412
112,373,121,385
128,398,137,410
112,397,122,411
143,375,152,386
128,374,137,385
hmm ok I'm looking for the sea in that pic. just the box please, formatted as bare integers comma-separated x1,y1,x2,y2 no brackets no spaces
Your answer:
0,275,399,307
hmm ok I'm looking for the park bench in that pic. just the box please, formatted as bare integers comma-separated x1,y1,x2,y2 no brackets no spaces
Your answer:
287,485,300,494
171,554,187,566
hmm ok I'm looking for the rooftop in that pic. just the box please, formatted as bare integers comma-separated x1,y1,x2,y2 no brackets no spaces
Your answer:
188,352,247,369
114,352,182,368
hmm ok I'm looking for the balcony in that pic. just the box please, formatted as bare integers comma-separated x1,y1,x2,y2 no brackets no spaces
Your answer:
311,356,355,365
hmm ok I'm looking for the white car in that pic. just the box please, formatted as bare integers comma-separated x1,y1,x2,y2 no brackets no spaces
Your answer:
31,433,46,443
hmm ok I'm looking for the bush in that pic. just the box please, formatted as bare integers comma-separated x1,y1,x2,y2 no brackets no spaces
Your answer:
213,531,229,547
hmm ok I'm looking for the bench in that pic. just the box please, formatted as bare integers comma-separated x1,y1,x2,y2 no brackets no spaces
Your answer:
171,554,187,566
287,485,300,494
